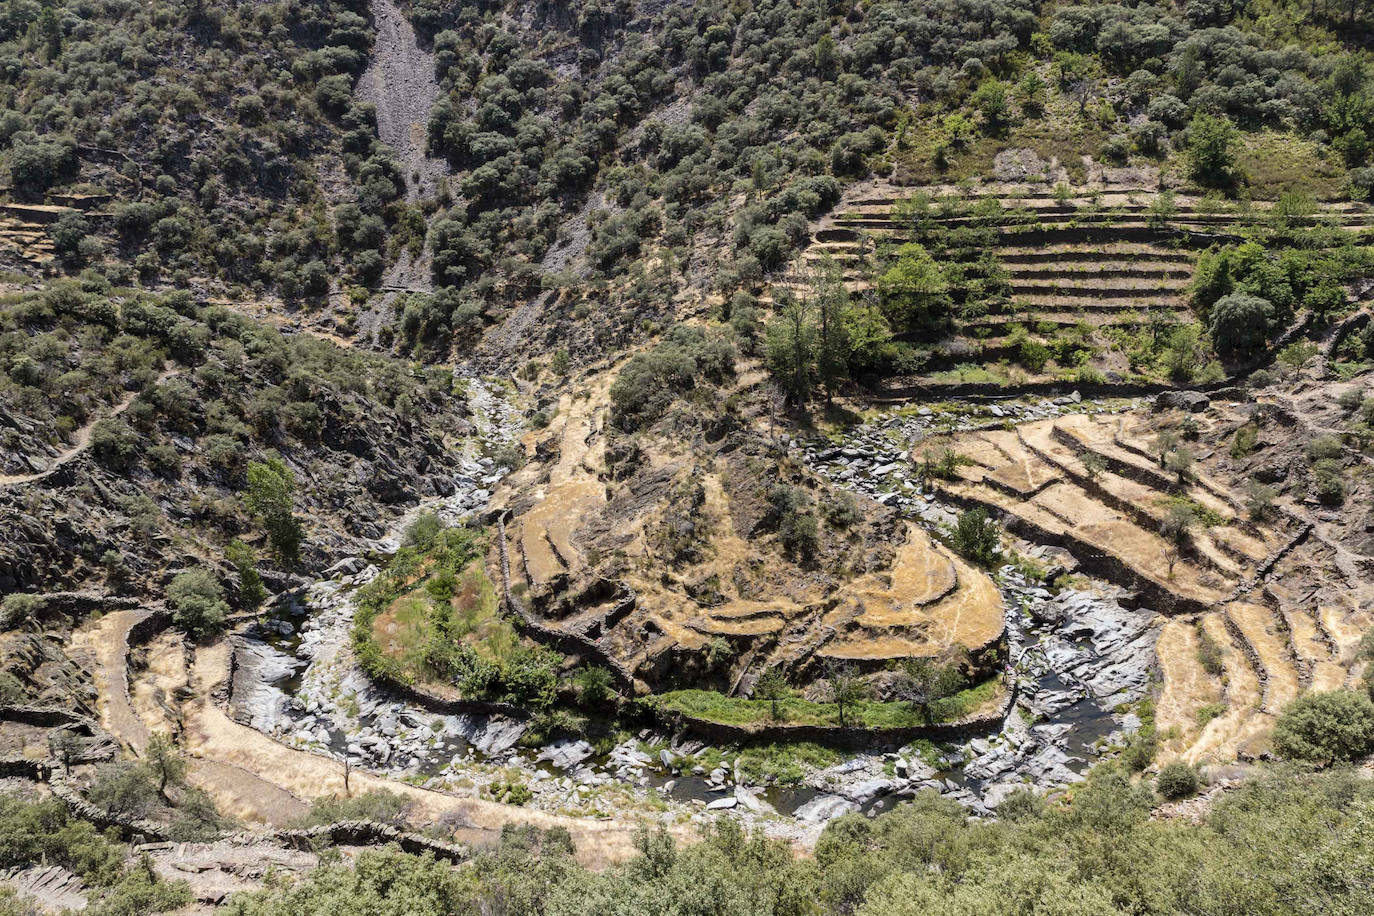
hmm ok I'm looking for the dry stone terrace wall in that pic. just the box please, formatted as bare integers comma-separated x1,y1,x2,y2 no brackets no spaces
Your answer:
491,373,1008,700
788,387,1374,767
790,180,1374,389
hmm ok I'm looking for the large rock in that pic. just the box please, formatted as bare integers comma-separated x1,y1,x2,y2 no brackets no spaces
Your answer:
793,794,858,825
537,738,594,770
1154,390,1209,413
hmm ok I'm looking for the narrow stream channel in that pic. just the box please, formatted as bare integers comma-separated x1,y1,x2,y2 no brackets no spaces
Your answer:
229,391,1160,830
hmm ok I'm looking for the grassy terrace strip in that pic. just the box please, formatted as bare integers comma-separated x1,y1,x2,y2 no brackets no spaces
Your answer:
655,677,1002,730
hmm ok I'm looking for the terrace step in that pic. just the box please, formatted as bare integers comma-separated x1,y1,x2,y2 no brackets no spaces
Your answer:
1224,601,1302,715
1154,617,1224,749
1008,281,1192,298
1190,612,1270,762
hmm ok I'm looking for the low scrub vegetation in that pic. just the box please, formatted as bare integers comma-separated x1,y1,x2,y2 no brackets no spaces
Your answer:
223,764,1374,915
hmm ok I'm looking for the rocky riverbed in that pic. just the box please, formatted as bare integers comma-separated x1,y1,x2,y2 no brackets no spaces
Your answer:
227,391,1162,836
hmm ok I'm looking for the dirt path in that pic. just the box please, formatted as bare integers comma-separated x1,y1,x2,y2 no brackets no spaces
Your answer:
74,609,685,868
355,0,446,203
0,367,178,486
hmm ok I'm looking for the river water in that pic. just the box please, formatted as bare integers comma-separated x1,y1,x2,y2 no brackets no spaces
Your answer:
228,390,1159,832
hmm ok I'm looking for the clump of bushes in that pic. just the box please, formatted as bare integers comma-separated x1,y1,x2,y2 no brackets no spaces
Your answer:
609,324,736,432
166,568,228,639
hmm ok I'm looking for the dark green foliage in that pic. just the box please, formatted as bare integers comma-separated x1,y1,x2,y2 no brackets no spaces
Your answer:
1274,690,1374,763
948,509,1000,566
90,418,140,470
609,324,736,431
766,483,820,561
1184,112,1241,189
166,568,228,638
573,666,614,708
9,135,77,195
1208,292,1275,355
1156,760,1201,799
225,540,267,610
244,457,303,564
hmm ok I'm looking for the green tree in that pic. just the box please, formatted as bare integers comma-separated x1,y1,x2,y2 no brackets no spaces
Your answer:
1208,292,1274,355
949,509,1000,567
166,568,228,639
764,289,817,404
827,663,868,728
809,257,852,404
754,668,792,721
573,667,613,708
245,457,303,564
145,732,187,803
972,79,1012,133
876,243,951,334
225,540,267,611
895,655,966,725
1185,112,1241,190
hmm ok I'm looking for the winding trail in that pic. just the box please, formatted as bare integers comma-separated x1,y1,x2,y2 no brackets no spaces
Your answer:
74,607,686,869
0,367,178,486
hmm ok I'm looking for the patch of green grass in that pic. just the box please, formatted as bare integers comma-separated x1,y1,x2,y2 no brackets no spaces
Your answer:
1234,131,1347,201
738,741,843,783
1196,702,1227,726
929,363,1010,385
658,677,1001,729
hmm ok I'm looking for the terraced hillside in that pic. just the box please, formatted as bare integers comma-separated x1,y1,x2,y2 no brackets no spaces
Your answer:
925,389,1373,765
493,364,1006,701
798,180,1374,387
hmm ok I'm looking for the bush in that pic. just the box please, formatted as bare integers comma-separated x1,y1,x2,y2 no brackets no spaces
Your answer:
1156,760,1201,799
1184,113,1241,190
9,136,77,195
295,790,413,828
949,509,999,567
1208,293,1273,355
609,325,736,431
166,568,228,638
1273,690,1374,763
1312,458,1346,505
90,419,140,470
0,593,41,629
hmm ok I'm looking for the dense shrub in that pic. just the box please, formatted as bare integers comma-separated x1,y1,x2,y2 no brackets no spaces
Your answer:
1273,690,1374,763
1156,760,1201,799
1208,293,1274,355
166,568,228,638
609,325,735,431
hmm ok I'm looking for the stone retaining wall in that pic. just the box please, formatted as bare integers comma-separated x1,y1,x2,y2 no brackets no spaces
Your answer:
494,515,645,694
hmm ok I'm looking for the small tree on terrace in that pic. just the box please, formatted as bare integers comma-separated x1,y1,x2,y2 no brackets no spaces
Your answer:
950,508,1000,567
809,256,852,405
896,653,968,725
876,243,951,335
754,668,792,722
1159,501,1195,580
145,732,187,803
827,662,868,728
764,289,817,405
